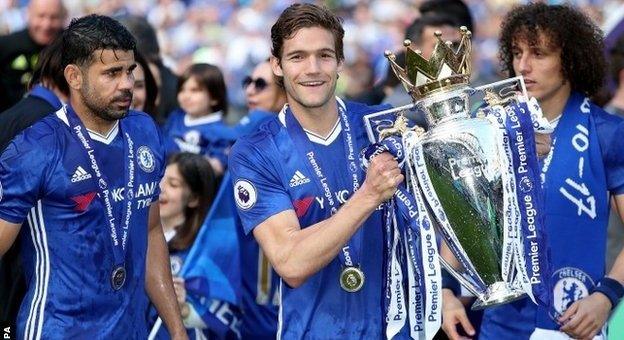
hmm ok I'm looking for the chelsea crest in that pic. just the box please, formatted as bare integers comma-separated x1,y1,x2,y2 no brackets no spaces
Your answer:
137,146,155,173
551,267,594,318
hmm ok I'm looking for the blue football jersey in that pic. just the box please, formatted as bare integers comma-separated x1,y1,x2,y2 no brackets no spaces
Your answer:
232,109,274,138
480,94,624,338
163,109,235,168
229,99,390,339
0,106,165,339
230,108,280,339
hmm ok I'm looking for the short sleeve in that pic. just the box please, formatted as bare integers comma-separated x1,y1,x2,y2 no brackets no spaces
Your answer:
603,121,624,195
229,139,292,234
0,127,52,223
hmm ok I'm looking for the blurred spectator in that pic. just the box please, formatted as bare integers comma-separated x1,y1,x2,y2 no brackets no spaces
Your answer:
382,14,461,110
149,152,242,339
163,63,235,176
0,30,68,327
234,59,285,136
119,15,178,125
0,0,66,111
131,52,159,119
420,0,474,32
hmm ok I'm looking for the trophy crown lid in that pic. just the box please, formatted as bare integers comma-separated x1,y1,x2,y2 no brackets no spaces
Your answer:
386,26,472,100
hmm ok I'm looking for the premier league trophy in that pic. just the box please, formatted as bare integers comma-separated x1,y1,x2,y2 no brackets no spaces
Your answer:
366,26,551,320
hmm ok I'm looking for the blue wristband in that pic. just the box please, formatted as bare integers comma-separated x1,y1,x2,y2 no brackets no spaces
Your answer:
593,277,624,309
442,268,462,296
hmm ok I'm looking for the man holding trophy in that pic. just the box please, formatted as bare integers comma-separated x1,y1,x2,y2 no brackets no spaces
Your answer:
229,3,404,338
442,3,624,340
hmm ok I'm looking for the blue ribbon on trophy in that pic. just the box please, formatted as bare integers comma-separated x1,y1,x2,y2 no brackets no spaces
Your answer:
363,136,442,340
362,25,554,339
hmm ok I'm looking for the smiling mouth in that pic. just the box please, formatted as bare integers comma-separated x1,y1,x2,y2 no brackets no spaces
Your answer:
299,81,325,87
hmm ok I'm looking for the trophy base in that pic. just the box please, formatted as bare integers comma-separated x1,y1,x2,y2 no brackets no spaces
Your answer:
470,282,527,310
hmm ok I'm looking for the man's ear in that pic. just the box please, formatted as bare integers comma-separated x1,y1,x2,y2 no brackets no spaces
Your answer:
64,64,83,91
270,56,283,77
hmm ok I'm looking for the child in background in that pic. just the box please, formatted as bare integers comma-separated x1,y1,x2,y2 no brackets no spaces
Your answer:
150,152,241,339
163,64,234,176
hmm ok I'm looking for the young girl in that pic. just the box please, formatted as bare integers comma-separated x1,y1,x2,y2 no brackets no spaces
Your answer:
163,64,235,176
150,152,241,339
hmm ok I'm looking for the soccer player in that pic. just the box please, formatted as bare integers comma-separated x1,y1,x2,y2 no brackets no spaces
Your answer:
441,4,624,340
229,3,402,338
0,15,187,339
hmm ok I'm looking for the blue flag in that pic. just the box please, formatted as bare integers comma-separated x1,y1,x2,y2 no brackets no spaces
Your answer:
180,171,241,305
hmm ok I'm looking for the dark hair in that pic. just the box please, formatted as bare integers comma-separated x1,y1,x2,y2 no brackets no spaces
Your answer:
271,3,345,62
60,14,136,70
610,33,624,86
177,63,229,116
419,0,473,33
118,15,161,64
499,3,606,97
405,14,460,46
29,34,69,95
135,52,158,118
167,152,217,251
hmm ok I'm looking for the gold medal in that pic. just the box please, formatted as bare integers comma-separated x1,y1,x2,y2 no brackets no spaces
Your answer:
340,267,365,292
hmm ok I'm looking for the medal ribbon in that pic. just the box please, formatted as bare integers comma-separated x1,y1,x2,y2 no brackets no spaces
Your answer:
284,99,362,272
64,105,135,275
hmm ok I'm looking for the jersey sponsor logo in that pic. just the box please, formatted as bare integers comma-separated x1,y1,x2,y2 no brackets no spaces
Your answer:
551,267,594,316
137,146,156,173
111,181,158,202
70,166,93,183
234,179,257,210
289,170,311,187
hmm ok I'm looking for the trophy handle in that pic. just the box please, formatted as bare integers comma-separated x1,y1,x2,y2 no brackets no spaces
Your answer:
438,255,483,299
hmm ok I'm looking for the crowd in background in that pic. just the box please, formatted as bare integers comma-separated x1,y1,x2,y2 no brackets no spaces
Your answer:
3,0,624,339
2,0,623,116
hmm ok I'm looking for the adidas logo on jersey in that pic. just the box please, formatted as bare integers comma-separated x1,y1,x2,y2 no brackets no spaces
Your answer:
71,166,93,183
289,170,310,187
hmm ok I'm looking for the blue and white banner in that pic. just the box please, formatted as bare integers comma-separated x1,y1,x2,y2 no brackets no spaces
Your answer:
363,135,441,340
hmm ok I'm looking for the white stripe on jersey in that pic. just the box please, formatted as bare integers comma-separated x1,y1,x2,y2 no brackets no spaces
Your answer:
24,211,40,339
25,201,50,340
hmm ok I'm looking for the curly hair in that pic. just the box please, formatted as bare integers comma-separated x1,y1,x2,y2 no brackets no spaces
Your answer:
499,3,605,97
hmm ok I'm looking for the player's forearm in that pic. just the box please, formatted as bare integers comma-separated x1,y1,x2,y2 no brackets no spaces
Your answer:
145,226,187,338
275,187,380,287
